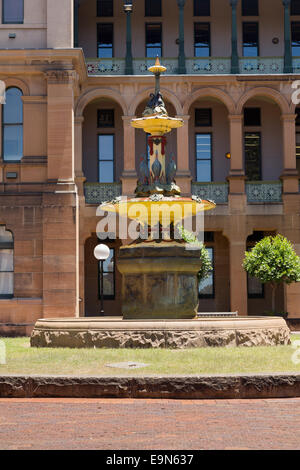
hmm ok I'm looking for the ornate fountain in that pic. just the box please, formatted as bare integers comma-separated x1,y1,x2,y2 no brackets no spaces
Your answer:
30,59,290,349
100,57,215,320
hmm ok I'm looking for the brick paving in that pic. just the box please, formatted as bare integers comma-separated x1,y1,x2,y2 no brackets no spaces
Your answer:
0,398,299,450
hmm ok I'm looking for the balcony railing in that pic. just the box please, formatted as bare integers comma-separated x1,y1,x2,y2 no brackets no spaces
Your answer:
84,182,122,205
293,58,300,73
86,56,298,76
186,58,231,74
246,181,282,203
86,57,231,76
84,181,284,205
192,182,229,204
239,57,284,74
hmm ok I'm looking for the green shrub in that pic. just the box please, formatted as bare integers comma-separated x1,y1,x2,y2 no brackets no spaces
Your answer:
178,226,212,281
243,234,300,313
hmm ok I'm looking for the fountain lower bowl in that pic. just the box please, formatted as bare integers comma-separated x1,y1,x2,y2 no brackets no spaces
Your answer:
30,316,290,349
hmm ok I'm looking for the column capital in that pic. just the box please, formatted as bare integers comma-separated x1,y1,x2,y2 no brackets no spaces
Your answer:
122,115,136,125
75,116,85,125
228,113,243,122
230,0,238,7
175,114,190,123
281,113,297,122
282,0,291,6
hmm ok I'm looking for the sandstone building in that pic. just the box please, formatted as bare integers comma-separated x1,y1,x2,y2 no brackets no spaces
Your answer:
1,0,300,335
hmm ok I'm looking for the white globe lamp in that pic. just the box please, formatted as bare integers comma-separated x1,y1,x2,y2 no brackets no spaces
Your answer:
94,244,110,261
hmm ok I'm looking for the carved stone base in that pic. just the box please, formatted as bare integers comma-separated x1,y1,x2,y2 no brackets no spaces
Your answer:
30,317,291,349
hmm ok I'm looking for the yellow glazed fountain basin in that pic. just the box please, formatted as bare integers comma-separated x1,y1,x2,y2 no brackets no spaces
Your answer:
131,115,184,136
100,196,216,227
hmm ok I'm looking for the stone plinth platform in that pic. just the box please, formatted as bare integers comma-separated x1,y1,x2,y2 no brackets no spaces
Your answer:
30,316,290,349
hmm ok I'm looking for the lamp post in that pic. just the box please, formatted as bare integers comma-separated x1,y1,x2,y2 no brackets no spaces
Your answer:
123,1,134,75
283,0,292,73
230,0,239,74
94,244,110,316
177,0,186,74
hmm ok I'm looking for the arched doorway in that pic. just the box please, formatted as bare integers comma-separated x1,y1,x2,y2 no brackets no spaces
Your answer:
84,235,122,316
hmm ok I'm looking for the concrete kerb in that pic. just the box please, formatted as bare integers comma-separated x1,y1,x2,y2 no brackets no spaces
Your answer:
0,373,299,399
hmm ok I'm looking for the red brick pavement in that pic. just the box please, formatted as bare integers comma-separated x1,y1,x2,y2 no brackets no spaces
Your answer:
0,398,299,450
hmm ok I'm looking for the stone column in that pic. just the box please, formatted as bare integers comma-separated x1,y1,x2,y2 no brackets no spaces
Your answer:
74,116,86,197
177,0,186,74
43,69,78,319
283,232,300,318
228,114,245,196
124,3,134,75
74,116,84,177
121,115,137,195
46,70,75,183
230,0,239,74
281,113,299,193
227,233,248,316
176,115,191,195
283,0,293,74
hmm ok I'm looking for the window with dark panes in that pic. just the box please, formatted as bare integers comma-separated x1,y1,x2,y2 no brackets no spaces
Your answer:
3,88,23,162
97,23,113,58
146,23,162,57
291,0,300,15
195,109,212,127
292,22,300,56
97,0,113,17
296,108,300,126
194,0,210,16
244,132,261,180
3,0,23,24
145,0,161,17
196,134,212,182
98,135,114,183
194,23,211,57
244,108,261,126
98,109,115,128
0,227,14,299
98,247,115,299
243,22,259,56
199,247,214,298
242,0,259,16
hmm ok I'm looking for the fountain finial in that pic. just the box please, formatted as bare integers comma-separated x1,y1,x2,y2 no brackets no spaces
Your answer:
148,56,166,95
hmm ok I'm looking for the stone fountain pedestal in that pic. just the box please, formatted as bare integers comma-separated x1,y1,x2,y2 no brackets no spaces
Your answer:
117,241,201,320
30,316,290,348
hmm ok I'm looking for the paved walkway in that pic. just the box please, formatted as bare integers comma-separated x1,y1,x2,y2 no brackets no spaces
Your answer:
0,398,299,450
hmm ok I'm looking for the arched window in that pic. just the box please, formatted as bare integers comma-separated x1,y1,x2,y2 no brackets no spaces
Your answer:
2,87,23,162
0,226,14,298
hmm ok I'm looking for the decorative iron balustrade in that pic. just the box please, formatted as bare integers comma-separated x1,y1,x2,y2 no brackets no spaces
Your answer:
191,182,229,204
293,58,300,73
84,182,122,205
133,58,178,75
240,57,284,74
86,57,288,76
246,181,282,203
86,58,126,75
186,57,231,74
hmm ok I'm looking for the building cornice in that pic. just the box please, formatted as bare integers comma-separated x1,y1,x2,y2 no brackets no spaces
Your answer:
0,48,87,85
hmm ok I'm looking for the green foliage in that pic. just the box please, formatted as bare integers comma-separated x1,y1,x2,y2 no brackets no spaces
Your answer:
178,226,212,281
243,234,300,286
